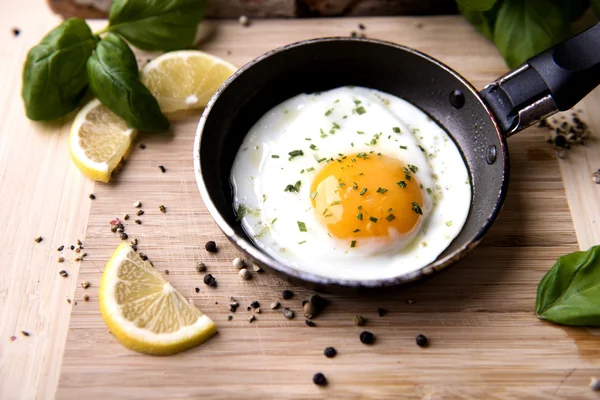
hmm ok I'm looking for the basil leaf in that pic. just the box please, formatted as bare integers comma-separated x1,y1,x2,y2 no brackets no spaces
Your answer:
22,18,96,121
493,0,570,68
536,245,600,326
107,0,205,51
456,0,497,11
458,3,501,41
87,33,169,132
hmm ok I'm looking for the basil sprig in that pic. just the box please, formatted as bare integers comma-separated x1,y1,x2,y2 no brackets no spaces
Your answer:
22,18,96,121
536,245,600,326
21,0,205,130
458,0,598,68
108,0,206,51
87,33,169,132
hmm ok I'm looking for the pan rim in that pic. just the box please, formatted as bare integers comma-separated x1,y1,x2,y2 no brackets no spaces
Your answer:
193,36,510,289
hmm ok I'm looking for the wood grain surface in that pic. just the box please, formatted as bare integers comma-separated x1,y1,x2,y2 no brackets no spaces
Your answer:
2,6,600,399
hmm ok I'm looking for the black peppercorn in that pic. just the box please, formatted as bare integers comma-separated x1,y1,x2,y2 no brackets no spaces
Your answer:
554,134,567,147
12,28,20,37
203,274,217,287
89,194,96,200
324,347,336,358
250,301,260,309
312,372,327,386
205,241,217,253
377,307,387,317
359,23,365,30
359,331,375,344
305,319,316,327
159,165,166,173
195,287,200,293
416,334,428,347
282,289,294,300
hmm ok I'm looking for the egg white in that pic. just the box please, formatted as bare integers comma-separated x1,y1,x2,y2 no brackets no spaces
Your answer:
231,86,471,280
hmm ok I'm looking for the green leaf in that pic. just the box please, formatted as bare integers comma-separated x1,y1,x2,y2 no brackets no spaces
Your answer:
86,33,169,132
22,18,96,121
107,0,205,51
456,0,497,11
494,0,570,68
536,245,600,326
458,3,500,41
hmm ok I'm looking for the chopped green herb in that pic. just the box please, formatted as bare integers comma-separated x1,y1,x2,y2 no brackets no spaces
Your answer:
357,131,365,135
325,108,333,116
418,145,426,153
388,208,393,212
397,181,407,188
357,212,363,221
427,188,433,195
310,144,318,150
305,138,312,141
369,216,378,223
331,200,341,206
367,138,377,146
360,188,367,196
353,229,361,233
297,221,307,232
385,214,396,222
393,127,401,133
353,100,362,105
317,158,327,163
351,142,354,147
306,167,315,172
236,204,247,221
300,169,305,174
324,213,333,218
334,99,340,103
399,145,407,150
332,122,341,129
357,205,362,210
419,183,423,189
298,240,306,244
284,180,302,192
409,164,418,173
263,194,267,202
376,187,388,194
288,150,304,160
411,202,423,215
310,191,318,199
351,240,357,248
355,106,366,115
338,182,345,188
271,155,280,158
445,220,453,227
322,208,329,215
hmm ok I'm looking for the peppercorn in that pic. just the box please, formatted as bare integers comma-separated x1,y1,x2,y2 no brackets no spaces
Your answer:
135,219,142,225
303,294,328,318
359,23,365,30
205,241,217,253
353,315,366,326
133,201,142,208
59,270,68,278
251,301,260,309
159,205,166,213
248,315,256,323
57,245,64,251
239,15,250,27
232,257,245,269
227,315,233,321
89,194,96,200
83,295,90,302
136,210,144,216
312,373,327,386
283,308,294,319
70,245,75,250
203,274,217,287
12,28,20,37
81,281,90,289
195,287,200,293
554,134,567,147
252,264,263,272
34,236,42,243
324,347,336,358
229,299,239,312
305,319,316,327
196,262,206,272
590,377,600,391
120,232,128,240
139,144,146,150
239,268,251,280
159,165,166,173
377,307,388,317
57,257,65,263
164,269,169,275
359,331,375,344
270,301,280,310
416,334,428,347
255,308,261,314
282,290,294,300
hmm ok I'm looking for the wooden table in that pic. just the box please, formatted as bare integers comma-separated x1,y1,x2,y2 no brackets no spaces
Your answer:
2,2,600,399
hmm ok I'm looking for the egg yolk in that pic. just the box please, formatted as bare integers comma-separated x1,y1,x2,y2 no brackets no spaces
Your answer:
310,154,424,241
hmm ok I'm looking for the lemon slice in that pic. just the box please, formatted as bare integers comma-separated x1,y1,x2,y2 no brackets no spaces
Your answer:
69,99,135,182
100,243,217,355
140,50,237,113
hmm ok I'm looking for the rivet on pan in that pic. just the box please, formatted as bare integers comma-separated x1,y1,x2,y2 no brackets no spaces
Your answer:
449,90,465,109
486,145,497,165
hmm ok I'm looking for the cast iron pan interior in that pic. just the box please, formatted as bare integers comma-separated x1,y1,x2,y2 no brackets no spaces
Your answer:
197,38,509,291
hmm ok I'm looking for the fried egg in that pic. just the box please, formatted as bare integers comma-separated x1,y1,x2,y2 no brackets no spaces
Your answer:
230,86,471,280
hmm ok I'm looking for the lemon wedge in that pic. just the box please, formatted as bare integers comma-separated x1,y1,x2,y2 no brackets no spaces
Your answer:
100,243,217,355
140,50,237,113
69,99,135,182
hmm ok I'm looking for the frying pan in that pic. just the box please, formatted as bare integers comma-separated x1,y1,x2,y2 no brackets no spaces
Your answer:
193,23,600,293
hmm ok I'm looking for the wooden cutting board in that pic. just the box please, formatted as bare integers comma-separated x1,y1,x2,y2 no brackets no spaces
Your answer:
5,14,600,400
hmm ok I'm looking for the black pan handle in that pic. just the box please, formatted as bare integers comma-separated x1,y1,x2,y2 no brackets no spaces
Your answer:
480,23,600,137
